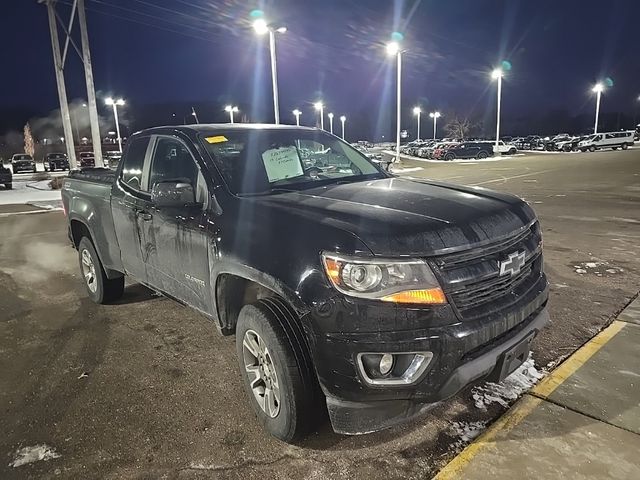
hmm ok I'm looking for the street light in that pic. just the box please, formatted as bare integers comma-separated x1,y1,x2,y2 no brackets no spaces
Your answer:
386,39,403,164
429,111,441,140
592,83,605,134
105,97,125,153
224,105,239,123
340,115,346,139
292,109,301,126
491,68,504,149
413,106,422,140
328,113,334,134
253,16,287,124
314,102,324,130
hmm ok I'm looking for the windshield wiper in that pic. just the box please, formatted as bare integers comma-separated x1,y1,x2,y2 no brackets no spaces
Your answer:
237,187,298,197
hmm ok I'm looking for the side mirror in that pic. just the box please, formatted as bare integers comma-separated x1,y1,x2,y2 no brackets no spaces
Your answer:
151,180,195,208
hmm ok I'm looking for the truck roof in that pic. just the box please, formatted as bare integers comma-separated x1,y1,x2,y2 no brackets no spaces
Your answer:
136,123,319,136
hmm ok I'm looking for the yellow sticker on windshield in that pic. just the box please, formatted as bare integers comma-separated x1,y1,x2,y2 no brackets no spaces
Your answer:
205,135,228,144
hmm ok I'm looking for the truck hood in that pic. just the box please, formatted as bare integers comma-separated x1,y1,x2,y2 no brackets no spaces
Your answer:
244,177,536,256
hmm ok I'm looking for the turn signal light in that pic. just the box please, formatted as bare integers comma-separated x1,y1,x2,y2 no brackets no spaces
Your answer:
381,288,447,304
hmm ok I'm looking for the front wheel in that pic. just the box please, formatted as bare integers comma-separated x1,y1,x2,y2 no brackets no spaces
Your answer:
589,146,596,152
236,298,319,443
444,153,455,161
621,143,629,150
508,148,517,155
77,237,124,304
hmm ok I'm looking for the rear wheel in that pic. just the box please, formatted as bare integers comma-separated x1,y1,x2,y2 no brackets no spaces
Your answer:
589,146,596,152
78,237,124,304
444,153,455,161
236,298,319,443
477,151,489,159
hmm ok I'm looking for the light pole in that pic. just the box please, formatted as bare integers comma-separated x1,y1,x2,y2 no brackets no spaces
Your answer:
340,115,346,139
292,109,301,126
314,102,324,130
253,18,287,124
429,111,441,140
224,105,239,123
413,106,421,140
328,113,334,134
592,83,604,134
105,97,125,153
491,68,504,149
386,40,403,164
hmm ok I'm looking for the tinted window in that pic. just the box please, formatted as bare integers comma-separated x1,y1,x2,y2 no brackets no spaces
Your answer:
121,137,150,191
149,137,207,204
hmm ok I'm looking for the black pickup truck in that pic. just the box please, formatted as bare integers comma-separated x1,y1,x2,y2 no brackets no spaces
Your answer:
62,124,549,442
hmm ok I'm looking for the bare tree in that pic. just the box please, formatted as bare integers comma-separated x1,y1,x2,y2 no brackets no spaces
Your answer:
24,123,35,157
444,116,472,140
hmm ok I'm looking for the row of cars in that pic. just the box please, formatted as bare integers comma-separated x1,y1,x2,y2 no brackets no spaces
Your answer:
509,131,636,152
400,139,516,161
2,150,123,174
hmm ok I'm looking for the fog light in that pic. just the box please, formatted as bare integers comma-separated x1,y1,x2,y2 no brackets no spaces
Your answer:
379,353,394,375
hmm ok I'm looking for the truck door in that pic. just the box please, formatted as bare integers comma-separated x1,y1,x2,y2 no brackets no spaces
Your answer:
142,135,212,313
111,136,153,281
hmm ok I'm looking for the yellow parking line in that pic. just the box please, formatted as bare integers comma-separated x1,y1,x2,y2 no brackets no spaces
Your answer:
433,320,626,480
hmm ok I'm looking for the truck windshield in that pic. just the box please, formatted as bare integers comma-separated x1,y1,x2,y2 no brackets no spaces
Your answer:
200,128,385,195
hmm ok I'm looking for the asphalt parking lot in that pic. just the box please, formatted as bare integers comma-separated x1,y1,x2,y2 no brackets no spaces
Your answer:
1,148,639,479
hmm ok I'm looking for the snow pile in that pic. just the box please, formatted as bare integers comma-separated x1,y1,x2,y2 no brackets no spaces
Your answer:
9,445,60,468
449,420,488,451
472,354,545,409
573,261,624,276
0,180,62,206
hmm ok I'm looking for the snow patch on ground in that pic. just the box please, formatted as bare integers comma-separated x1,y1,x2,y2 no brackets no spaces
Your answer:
391,166,424,173
472,354,545,409
0,180,62,205
450,421,488,451
9,445,60,468
572,261,624,276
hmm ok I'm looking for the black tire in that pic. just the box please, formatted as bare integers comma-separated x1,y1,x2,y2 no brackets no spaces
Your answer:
563,145,571,152
77,237,124,304
621,143,629,150
5,183,12,190
444,153,455,161
236,298,319,443
508,148,517,155
589,146,596,152
612,147,618,150
477,151,489,159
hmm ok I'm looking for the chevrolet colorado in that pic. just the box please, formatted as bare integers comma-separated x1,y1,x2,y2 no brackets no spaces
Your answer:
61,124,549,442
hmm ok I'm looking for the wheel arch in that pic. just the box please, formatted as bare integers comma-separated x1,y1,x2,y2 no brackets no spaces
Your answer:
69,217,122,280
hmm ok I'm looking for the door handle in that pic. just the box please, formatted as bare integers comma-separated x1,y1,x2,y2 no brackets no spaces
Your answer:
135,209,152,221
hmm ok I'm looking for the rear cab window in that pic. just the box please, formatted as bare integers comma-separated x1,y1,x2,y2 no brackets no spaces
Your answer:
120,136,151,192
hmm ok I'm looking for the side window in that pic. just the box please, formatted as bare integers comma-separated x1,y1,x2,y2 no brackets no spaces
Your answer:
121,136,150,192
149,137,207,205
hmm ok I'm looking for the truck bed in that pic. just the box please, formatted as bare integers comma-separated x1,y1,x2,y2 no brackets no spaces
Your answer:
68,168,116,185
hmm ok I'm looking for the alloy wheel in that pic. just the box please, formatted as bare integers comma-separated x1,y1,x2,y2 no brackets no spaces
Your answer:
242,329,281,418
80,248,98,293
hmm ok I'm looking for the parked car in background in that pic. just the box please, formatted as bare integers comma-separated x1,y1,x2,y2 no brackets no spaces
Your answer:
493,141,518,155
103,151,123,169
432,142,459,160
555,136,586,152
79,151,95,168
62,124,549,442
578,131,635,152
0,162,12,189
44,152,69,171
443,141,494,160
542,134,571,151
11,153,36,173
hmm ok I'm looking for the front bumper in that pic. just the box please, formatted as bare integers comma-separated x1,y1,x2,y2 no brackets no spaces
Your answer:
13,164,35,172
0,173,11,183
305,274,549,434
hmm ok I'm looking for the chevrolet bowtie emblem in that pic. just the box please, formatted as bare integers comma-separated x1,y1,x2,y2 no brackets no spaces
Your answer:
499,251,526,277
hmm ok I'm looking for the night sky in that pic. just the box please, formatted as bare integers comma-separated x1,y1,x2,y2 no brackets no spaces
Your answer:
3,0,640,138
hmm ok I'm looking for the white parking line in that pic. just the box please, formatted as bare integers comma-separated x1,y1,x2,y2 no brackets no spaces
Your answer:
471,169,557,186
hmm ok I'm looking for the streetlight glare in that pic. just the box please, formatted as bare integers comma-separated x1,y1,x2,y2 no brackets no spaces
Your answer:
224,105,239,112
592,83,604,93
340,115,346,121
276,26,287,33
328,112,334,119
313,102,323,110
253,18,268,35
491,68,503,80
413,106,421,115
292,109,301,115
429,111,441,118
386,41,400,56
105,97,114,105
115,98,125,106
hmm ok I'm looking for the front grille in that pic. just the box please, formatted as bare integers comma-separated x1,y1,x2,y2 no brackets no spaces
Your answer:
432,222,543,320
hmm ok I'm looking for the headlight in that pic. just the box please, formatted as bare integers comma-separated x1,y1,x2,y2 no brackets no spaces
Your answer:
321,253,446,304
